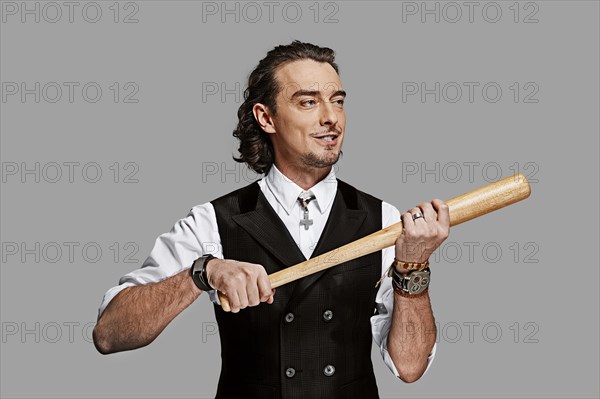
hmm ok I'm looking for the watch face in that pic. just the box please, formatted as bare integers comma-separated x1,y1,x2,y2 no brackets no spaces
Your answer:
407,271,430,294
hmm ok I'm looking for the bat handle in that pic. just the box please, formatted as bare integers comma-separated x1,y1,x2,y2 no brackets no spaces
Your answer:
218,291,231,312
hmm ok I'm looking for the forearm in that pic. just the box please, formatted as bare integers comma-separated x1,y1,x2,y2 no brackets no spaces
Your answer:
387,290,437,383
93,268,202,354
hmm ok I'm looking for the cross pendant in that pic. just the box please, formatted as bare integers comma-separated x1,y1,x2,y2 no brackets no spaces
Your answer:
300,208,313,230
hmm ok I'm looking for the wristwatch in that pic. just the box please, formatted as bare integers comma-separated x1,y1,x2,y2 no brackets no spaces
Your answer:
391,267,431,296
190,254,216,291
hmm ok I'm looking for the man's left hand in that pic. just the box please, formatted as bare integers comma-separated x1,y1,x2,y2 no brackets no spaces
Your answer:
394,199,450,268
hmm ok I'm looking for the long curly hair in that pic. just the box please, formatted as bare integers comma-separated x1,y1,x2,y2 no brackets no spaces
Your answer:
233,41,339,174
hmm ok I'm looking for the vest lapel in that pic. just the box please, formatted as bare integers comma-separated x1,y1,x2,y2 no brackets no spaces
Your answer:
231,184,306,270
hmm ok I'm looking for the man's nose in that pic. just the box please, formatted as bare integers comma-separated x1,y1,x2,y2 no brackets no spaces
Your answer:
319,102,339,126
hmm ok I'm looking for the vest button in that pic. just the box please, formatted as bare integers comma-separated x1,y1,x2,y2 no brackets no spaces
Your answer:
322,309,333,321
323,364,335,377
284,313,295,323
285,367,296,378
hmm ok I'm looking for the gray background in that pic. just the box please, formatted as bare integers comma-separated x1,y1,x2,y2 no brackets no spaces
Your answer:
1,1,598,398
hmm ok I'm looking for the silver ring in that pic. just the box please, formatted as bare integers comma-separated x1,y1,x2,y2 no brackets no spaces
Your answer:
412,212,424,221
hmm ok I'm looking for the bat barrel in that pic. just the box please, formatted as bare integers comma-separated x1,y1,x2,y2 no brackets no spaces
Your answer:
447,173,531,226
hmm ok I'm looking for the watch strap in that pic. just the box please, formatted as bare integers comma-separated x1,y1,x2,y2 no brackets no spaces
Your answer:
191,254,216,291
394,286,429,298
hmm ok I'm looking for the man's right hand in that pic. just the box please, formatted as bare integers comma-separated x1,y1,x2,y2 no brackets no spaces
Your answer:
205,259,275,313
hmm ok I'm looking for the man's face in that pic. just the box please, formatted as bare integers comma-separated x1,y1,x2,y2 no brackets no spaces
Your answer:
264,59,346,175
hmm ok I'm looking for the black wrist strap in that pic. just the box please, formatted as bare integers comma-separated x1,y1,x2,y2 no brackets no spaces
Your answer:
190,254,215,291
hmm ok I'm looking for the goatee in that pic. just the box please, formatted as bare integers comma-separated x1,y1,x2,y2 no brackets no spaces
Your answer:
301,150,342,168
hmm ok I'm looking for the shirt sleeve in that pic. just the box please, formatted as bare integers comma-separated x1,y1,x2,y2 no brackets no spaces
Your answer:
96,202,223,318
371,201,437,379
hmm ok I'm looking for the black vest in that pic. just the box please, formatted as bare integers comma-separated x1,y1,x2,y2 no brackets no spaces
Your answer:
211,179,383,399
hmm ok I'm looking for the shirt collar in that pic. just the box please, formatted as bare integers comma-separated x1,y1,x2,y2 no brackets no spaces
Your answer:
264,164,338,216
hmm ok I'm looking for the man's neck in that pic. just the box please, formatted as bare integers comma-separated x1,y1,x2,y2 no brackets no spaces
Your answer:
273,162,332,191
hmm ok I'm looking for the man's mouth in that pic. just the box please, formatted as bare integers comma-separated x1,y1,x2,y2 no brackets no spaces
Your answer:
313,133,340,145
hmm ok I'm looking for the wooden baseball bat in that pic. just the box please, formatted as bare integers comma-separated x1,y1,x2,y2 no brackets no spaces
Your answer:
218,174,531,311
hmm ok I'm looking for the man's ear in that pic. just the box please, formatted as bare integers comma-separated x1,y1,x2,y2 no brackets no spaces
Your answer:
252,103,276,134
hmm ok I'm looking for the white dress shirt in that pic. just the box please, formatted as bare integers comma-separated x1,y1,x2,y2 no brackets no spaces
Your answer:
97,164,436,379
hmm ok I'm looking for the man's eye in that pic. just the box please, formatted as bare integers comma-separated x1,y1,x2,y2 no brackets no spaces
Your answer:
334,99,345,105
302,99,317,106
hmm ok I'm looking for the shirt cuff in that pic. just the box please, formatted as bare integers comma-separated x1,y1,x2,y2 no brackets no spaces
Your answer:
208,289,221,305
380,335,437,380
97,282,136,319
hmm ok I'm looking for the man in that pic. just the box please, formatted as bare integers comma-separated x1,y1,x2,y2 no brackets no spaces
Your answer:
93,41,450,398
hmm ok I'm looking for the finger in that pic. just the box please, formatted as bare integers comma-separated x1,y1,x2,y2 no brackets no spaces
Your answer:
236,286,249,310
246,279,260,307
229,290,241,313
418,202,439,238
408,207,429,239
267,289,276,304
401,211,415,230
417,202,436,223
432,198,450,226
257,271,273,302
409,206,426,224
